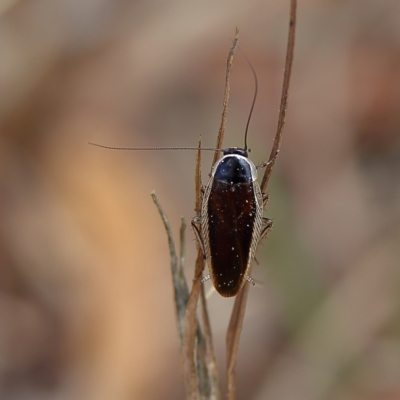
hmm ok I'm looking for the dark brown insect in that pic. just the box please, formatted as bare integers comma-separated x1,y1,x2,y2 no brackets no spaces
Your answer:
191,1,296,297
89,0,296,298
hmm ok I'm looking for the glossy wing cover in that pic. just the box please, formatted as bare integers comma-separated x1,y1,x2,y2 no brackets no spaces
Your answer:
201,154,263,297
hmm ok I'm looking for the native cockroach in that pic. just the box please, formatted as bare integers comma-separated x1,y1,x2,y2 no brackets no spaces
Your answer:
191,3,296,297
89,0,296,298
191,146,271,297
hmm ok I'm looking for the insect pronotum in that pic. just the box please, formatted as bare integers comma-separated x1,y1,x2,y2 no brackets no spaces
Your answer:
89,0,296,298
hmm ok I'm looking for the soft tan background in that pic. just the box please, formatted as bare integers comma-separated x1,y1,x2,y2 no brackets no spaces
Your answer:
1,0,400,399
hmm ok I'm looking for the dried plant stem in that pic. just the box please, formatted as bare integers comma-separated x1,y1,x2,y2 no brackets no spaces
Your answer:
180,137,205,398
260,0,297,193
226,2,297,398
151,192,189,340
226,281,251,400
200,287,221,399
153,137,221,399
197,138,222,399
152,2,296,396
181,251,203,399
212,28,239,167
152,192,219,399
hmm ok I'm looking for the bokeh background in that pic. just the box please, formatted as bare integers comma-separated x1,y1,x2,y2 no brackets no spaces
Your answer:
1,0,400,399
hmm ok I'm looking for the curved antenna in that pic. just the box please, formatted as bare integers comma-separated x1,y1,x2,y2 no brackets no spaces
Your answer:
237,46,258,152
88,142,219,152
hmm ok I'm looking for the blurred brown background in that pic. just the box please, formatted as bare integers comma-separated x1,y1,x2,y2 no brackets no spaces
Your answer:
1,0,400,399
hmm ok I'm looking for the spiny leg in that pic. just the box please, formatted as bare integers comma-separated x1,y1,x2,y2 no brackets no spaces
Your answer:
191,217,206,259
262,192,269,207
256,153,279,170
245,276,255,286
260,217,273,242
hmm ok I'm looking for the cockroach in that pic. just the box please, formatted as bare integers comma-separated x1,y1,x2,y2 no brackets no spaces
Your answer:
191,146,270,297
189,47,269,297
192,1,296,297
89,0,296,298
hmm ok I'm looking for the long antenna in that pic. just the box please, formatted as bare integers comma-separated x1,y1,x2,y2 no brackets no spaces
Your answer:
260,0,296,193
88,142,219,152
237,46,258,152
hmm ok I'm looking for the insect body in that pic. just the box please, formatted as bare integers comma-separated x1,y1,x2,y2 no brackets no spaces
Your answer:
193,148,272,297
89,0,296,298
203,148,264,296
192,0,296,296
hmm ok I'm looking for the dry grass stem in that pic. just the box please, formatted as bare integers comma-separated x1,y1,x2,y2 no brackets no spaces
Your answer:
225,270,252,400
260,0,297,192
152,2,296,396
151,192,189,341
152,191,220,399
212,28,239,167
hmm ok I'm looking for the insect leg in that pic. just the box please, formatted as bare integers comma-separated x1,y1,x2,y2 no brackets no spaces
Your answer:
256,151,280,170
191,217,206,259
260,217,273,242
245,276,256,286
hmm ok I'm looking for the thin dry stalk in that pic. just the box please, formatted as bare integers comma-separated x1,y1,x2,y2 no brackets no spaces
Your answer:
181,252,203,399
180,137,222,399
260,0,297,193
197,139,222,398
200,287,221,399
151,192,189,340
225,2,296,399
152,192,219,399
212,29,239,167
180,139,203,399
226,278,251,400
153,2,296,396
